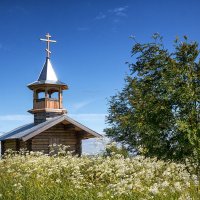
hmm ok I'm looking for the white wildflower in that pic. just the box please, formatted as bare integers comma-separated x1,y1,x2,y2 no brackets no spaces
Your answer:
13,183,23,190
174,182,182,191
97,192,103,197
55,179,61,183
161,181,169,188
149,184,159,195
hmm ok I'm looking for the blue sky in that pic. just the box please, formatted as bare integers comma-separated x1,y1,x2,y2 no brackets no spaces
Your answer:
0,0,200,153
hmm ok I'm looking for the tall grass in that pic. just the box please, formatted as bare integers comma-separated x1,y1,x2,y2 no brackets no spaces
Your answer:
0,149,199,200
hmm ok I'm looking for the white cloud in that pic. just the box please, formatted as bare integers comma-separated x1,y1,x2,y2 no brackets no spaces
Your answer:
0,113,106,124
69,113,106,122
113,6,128,13
69,113,107,134
95,6,128,20
95,12,107,20
109,6,128,17
71,100,93,111
0,114,32,122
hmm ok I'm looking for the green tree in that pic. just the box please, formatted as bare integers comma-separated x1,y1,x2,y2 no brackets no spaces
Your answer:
105,34,200,164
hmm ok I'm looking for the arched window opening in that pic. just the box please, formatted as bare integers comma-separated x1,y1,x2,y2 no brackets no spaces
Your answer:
48,89,59,100
35,89,47,101
49,92,59,99
38,92,46,99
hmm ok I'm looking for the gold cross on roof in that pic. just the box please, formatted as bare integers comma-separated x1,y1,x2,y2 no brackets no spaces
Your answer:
40,33,56,58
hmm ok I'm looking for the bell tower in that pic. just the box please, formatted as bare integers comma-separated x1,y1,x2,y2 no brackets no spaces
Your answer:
28,33,68,124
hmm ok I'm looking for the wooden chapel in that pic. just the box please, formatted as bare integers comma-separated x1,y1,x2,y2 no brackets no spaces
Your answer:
0,33,101,155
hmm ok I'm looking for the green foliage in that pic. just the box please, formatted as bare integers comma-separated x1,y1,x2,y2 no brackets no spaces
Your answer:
0,150,199,200
103,142,129,158
105,34,200,165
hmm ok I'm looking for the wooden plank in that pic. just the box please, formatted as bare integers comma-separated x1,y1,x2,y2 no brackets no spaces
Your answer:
16,139,20,151
4,140,17,150
42,131,76,134
1,141,5,155
32,142,49,145
34,132,76,137
42,134,76,138
32,146,48,149
32,144,49,148
26,140,32,151
33,137,73,140
19,141,27,149
5,140,16,144
32,137,77,144
74,132,82,156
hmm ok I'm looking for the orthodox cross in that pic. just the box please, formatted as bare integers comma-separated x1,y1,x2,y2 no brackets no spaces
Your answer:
40,33,56,58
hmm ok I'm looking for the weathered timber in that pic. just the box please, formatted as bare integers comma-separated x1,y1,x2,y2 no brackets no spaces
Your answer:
16,139,20,151
30,122,81,155
75,132,82,157
20,140,27,149
1,141,5,155
4,140,17,151
26,140,32,151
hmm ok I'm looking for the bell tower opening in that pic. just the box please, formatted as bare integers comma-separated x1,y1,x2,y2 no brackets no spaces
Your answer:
48,90,59,99
37,91,45,99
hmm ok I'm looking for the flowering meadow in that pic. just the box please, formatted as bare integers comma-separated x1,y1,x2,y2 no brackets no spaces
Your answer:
0,148,199,200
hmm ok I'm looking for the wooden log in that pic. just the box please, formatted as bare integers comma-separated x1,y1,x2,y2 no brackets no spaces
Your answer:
16,139,20,151
26,140,32,151
4,140,17,151
1,141,5,155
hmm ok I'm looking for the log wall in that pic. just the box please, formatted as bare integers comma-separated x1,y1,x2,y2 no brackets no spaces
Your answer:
4,139,17,151
2,140,29,153
31,123,82,155
2,123,82,155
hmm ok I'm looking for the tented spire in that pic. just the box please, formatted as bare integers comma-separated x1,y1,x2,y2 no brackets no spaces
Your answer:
38,58,58,81
27,33,68,90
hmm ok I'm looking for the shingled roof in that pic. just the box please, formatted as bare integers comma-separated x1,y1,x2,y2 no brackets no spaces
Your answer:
0,115,102,141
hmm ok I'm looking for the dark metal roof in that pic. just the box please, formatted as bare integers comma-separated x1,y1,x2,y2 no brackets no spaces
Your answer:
0,123,35,141
0,115,102,141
